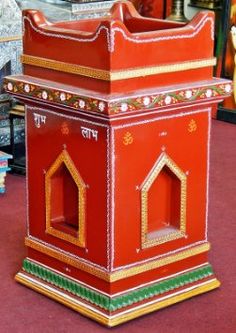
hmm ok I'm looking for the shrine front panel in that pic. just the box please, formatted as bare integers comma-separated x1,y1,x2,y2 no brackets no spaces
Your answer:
113,108,210,268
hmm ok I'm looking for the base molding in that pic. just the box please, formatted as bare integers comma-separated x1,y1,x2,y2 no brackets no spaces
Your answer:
15,259,220,326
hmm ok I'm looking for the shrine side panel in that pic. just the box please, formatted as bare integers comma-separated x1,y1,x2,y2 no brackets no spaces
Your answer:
113,108,210,268
26,107,109,268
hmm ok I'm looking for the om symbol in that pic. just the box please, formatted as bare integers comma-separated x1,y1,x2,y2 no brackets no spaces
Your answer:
188,119,197,133
123,132,134,145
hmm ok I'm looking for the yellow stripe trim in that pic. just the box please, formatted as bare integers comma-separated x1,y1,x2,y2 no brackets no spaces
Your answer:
0,35,22,42
25,237,210,282
21,54,216,81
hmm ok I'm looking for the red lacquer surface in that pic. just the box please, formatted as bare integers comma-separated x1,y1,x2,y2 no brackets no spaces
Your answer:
4,2,231,297
22,2,214,93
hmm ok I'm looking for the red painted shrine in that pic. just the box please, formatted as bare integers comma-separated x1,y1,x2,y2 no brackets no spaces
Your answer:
4,2,231,326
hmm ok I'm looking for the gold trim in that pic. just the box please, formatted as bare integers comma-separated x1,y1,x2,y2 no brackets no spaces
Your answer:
15,272,220,327
15,272,109,325
110,243,210,282
109,279,220,326
45,150,86,247
141,152,187,248
25,237,109,281
0,35,22,42
21,54,110,80
25,237,210,282
21,54,217,81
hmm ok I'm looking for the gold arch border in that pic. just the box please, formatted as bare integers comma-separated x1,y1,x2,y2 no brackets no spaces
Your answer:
45,149,86,247
141,152,187,249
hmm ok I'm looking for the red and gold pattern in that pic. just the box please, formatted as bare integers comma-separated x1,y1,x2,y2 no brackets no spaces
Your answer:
4,78,232,115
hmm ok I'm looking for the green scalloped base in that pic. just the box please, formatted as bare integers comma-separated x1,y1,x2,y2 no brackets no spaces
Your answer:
15,258,220,326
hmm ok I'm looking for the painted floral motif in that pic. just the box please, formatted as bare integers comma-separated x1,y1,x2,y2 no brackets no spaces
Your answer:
185,90,192,99
79,99,86,109
143,96,151,106
164,95,172,105
120,103,128,112
108,84,232,114
205,89,212,98
42,91,48,100
98,101,105,112
224,84,232,93
60,92,66,102
3,79,232,115
24,84,30,93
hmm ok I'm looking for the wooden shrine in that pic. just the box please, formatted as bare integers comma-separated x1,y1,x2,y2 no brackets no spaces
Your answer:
4,1,231,326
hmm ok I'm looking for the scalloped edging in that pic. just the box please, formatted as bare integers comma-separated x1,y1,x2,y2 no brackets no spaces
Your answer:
22,259,213,312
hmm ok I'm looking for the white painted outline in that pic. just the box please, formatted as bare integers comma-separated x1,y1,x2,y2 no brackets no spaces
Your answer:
23,13,214,53
113,107,210,130
111,108,211,271
26,106,110,271
109,15,214,52
109,279,217,318
23,16,112,51
109,100,223,122
110,262,211,297
106,126,111,269
26,257,110,297
16,272,217,319
110,128,115,270
17,272,110,317
205,110,211,240
25,106,211,274
25,257,210,298
25,106,30,237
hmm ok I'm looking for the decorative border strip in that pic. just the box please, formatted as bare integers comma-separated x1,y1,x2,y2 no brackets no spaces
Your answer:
4,79,107,113
22,258,214,312
108,84,231,114
25,236,109,280
21,54,110,81
3,78,232,115
20,54,216,81
15,272,220,326
23,13,214,53
25,236,210,282
110,242,210,281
